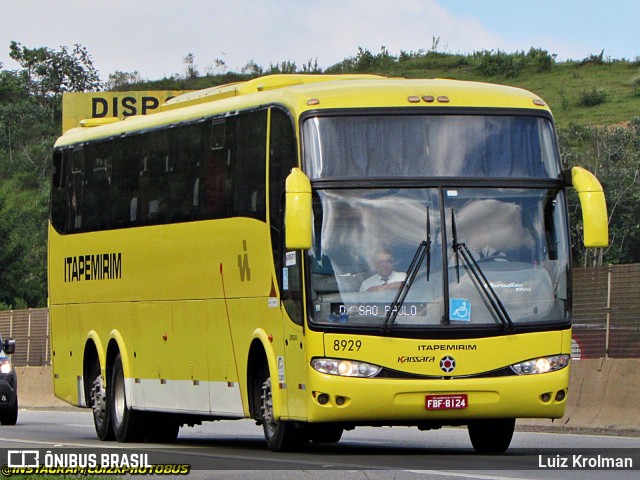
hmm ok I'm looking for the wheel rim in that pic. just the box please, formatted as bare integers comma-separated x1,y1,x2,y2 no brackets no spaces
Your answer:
113,368,126,427
260,376,277,439
91,375,108,427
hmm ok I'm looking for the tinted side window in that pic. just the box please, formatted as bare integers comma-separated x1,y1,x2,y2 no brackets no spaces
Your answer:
201,120,230,219
111,136,140,228
51,149,70,233
51,110,268,233
229,110,267,221
68,147,85,232
82,142,112,231
138,130,170,225
168,123,204,223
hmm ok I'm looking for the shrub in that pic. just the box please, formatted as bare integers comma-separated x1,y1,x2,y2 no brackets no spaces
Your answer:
577,88,607,107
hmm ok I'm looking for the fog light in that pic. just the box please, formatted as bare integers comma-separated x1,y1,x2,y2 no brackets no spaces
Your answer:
541,393,551,402
555,390,566,402
335,396,345,406
317,393,329,405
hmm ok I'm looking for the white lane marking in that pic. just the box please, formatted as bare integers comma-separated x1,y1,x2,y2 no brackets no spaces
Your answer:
407,470,530,480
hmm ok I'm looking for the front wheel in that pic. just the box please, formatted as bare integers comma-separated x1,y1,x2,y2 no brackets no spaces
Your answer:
468,418,515,454
110,353,146,442
259,364,307,451
0,400,18,425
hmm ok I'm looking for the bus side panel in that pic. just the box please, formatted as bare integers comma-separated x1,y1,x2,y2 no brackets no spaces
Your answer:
282,319,307,420
132,302,173,410
50,304,77,405
130,299,244,415
226,297,286,418
203,299,244,415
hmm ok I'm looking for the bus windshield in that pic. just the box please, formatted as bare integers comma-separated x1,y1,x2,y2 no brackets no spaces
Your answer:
307,187,569,330
303,112,569,331
302,113,560,179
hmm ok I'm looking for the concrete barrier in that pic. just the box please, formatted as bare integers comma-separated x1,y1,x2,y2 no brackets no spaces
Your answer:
16,365,70,409
520,358,640,432
16,360,640,432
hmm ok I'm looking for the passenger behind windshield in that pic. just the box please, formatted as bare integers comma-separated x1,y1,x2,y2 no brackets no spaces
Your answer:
359,248,406,292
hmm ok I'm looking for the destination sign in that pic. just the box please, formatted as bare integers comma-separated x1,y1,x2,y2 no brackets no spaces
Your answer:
331,303,426,318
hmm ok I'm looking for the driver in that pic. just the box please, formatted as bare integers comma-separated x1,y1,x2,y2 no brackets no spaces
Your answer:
359,248,406,292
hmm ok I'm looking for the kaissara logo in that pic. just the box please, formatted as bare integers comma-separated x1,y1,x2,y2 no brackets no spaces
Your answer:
440,355,456,373
397,356,435,363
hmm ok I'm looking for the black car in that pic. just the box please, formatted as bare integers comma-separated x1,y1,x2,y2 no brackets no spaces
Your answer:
0,336,17,425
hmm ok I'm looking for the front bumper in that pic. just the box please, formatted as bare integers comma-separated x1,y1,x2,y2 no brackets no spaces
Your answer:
303,367,569,424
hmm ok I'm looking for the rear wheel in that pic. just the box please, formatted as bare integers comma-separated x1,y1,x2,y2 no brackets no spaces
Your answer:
110,353,146,442
259,364,307,451
468,418,515,454
0,400,18,425
90,365,114,440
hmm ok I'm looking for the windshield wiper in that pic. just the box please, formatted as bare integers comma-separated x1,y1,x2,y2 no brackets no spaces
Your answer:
382,208,431,332
450,209,514,331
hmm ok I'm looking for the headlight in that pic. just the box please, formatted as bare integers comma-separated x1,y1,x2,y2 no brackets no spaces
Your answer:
311,358,382,378
510,354,570,375
0,360,12,374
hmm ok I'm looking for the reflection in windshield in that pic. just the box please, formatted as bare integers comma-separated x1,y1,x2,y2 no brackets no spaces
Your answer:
307,188,569,330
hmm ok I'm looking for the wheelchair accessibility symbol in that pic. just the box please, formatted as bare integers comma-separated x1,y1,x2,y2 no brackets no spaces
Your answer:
450,298,471,322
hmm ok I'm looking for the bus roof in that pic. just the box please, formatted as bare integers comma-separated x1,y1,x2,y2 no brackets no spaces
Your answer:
55,74,552,148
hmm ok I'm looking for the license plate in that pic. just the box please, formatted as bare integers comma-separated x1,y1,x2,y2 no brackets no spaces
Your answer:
425,394,468,410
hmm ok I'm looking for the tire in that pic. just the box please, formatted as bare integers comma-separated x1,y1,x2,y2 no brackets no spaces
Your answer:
0,400,18,426
259,364,308,451
468,418,515,454
110,353,146,442
308,424,343,444
89,365,114,440
146,413,180,443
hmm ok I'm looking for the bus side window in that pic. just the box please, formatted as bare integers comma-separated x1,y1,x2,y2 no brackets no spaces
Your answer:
69,146,85,232
202,120,230,219
82,142,112,231
168,123,204,222
282,249,304,325
51,149,70,233
139,131,170,225
228,111,267,221
268,108,301,324
111,136,141,228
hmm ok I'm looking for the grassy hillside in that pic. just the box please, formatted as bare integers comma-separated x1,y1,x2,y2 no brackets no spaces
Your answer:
135,49,640,129
485,62,640,128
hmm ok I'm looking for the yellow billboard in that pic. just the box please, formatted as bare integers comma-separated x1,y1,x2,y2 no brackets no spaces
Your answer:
62,91,192,133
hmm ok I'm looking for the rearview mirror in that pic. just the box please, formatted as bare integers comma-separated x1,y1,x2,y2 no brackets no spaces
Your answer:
285,168,312,250
571,166,609,248
2,338,15,355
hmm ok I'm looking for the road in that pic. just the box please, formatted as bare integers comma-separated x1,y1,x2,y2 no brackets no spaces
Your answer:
0,409,638,479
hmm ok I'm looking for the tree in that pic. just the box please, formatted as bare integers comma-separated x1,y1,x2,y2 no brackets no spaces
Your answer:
0,41,102,307
9,41,102,100
105,70,143,91
561,120,640,266
183,53,198,79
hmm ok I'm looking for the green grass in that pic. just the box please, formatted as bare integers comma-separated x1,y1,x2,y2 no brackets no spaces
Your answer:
394,61,640,129
140,52,640,129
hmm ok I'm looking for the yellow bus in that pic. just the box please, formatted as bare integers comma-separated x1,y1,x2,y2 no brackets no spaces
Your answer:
49,74,608,453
